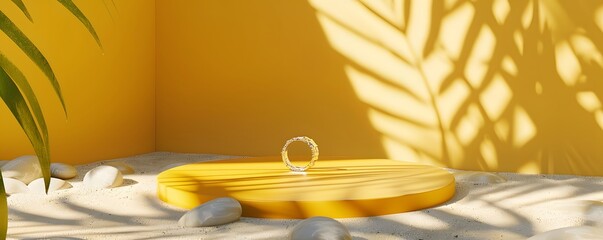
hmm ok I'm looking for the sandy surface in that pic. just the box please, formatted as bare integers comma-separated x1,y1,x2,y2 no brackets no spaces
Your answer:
6,152,603,239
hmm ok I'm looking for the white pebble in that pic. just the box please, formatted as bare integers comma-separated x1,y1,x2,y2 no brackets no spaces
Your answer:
104,162,135,174
178,197,242,227
1,155,43,184
528,226,603,240
83,166,123,189
290,216,352,240
50,163,77,179
2,177,28,195
28,177,72,193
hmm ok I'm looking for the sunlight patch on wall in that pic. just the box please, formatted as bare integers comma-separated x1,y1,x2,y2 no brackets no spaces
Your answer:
311,0,414,61
369,108,442,159
406,0,430,56
480,74,512,121
494,119,510,142
423,51,454,93
521,1,547,32
595,110,603,130
381,136,443,167
444,131,465,167
359,0,405,29
455,104,484,146
346,66,437,125
315,14,430,100
541,1,575,42
437,79,469,128
466,26,496,88
518,161,540,174
513,106,536,148
597,5,603,31
311,0,603,175
492,0,510,24
576,92,602,113
502,56,518,77
480,137,499,170
555,42,581,86
513,30,524,55
440,3,474,61
570,35,603,66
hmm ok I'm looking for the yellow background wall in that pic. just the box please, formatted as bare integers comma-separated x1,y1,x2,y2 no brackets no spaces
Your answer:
0,0,601,175
0,0,155,164
156,0,603,176
155,0,385,158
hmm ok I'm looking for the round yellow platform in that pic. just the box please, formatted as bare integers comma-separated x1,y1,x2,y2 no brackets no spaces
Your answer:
157,157,455,219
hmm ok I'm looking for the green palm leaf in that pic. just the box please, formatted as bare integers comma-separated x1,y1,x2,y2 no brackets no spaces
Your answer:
0,65,51,193
0,54,49,146
10,0,32,21
0,64,52,239
0,1,102,237
57,0,102,48
0,11,66,113
0,170,6,240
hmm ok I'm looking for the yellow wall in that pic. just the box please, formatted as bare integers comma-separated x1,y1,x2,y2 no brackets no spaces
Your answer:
156,0,603,176
1,0,601,175
155,0,384,158
0,1,155,164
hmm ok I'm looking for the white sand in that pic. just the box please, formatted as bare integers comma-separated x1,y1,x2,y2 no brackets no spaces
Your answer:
7,152,603,239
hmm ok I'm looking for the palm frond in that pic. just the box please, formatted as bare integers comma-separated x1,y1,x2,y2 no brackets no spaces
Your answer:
10,0,32,21
0,54,49,147
0,1,103,237
57,0,102,48
0,170,6,240
0,11,66,113
0,65,51,193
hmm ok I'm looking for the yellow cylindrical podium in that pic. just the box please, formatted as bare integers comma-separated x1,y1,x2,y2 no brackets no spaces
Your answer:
157,157,455,218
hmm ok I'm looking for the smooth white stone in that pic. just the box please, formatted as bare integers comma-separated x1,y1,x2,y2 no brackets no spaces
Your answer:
2,177,28,195
83,166,123,189
453,171,507,184
178,197,242,227
527,226,603,240
28,177,72,193
290,216,352,240
50,163,77,179
104,162,135,174
1,155,42,184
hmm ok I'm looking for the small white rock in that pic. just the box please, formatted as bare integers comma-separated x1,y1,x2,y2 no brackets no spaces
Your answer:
83,166,123,189
527,226,603,240
178,197,242,227
453,171,507,184
50,163,77,179
28,177,72,193
1,155,43,184
2,177,28,195
290,216,352,240
104,162,135,174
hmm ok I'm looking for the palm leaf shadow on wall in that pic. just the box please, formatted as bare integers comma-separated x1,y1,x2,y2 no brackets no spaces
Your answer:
310,0,603,175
